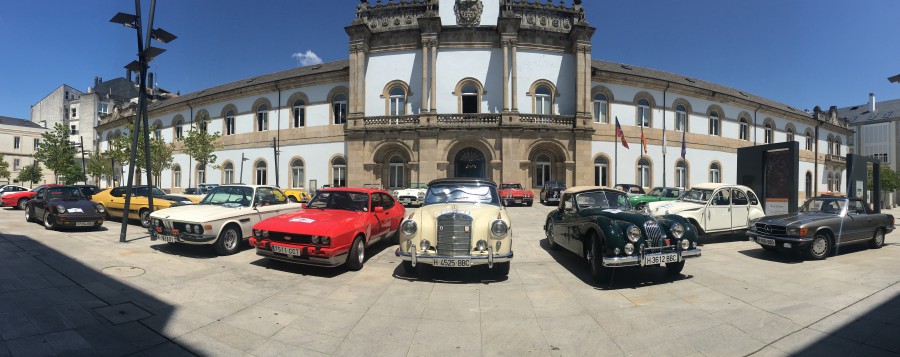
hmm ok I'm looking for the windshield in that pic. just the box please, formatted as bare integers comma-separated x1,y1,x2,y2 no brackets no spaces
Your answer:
424,184,500,206
133,187,167,197
410,183,427,189
306,191,370,212
45,187,86,200
680,189,713,203
545,182,565,189
800,198,847,214
575,191,632,210
647,188,662,197
501,183,523,190
201,186,254,207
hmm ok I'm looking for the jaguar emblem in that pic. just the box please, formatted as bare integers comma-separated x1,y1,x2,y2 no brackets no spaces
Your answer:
454,0,483,27
284,236,292,241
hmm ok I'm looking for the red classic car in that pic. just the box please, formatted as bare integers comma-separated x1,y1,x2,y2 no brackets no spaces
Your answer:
499,182,534,207
250,187,406,270
1,184,62,210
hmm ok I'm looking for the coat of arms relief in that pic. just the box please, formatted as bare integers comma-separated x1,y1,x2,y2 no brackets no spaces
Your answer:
454,0,483,27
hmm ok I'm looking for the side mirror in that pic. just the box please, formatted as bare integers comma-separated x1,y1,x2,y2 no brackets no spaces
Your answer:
374,206,385,213
300,203,307,209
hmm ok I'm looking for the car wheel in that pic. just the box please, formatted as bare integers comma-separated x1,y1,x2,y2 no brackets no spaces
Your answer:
806,233,832,260
540,196,545,204
17,198,27,210
346,236,366,271
526,201,533,207
869,228,886,249
138,209,151,228
545,221,560,250
287,196,298,203
690,222,703,245
214,226,242,256
635,203,646,212
666,261,685,276
25,207,35,223
491,262,510,277
43,211,56,230
390,228,400,245
588,233,611,283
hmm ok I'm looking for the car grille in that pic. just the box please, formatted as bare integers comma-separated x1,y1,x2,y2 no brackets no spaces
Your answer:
755,223,787,235
436,213,472,256
644,221,664,247
399,195,417,200
267,231,314,244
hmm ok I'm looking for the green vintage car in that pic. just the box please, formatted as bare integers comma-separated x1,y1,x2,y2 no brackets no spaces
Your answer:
630,187,683,212
544,186,701,282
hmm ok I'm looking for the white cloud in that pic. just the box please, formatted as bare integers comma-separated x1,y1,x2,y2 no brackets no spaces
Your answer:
291,50,323,67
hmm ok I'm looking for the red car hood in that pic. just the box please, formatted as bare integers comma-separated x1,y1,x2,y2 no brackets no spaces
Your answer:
499,189,532,197
3,191,36,200
254,209,365,236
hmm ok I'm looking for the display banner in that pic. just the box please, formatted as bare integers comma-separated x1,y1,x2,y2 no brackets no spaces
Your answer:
764,149,791,215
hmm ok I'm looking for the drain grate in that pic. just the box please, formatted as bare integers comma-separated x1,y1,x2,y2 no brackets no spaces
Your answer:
101,266,146,278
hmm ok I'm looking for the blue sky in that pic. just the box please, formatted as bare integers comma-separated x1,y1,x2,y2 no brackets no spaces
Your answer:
1,0,898,120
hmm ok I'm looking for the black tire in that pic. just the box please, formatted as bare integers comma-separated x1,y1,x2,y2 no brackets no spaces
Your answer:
690,222,703,245
17,198,27,210
806,232,832,260
390,228,400,245
345,236,366,271
43,211,56,231
214,225,242,256
588,233,611,283
491,262,510,277
545,221,560,250
666,261,685,276
540,196,545,204
138,209,151,228
526,201,533,207
287,196,298,203
635,203,646,213
869,228,886,249
25,207,35,223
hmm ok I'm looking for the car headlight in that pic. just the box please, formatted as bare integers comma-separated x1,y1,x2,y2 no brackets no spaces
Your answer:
311,236,321,244
681,239,690,250
56,205,66,214
420,239,431,251
627,225,641,242
195,225,203,234
624,243,635,255
670,223,684,239
788,227,809,237
392,191,399,197
186,224,193,233
476,240,488,252
96,204,106,213
491,220,509,238
321,237,331,246
402,220,417,236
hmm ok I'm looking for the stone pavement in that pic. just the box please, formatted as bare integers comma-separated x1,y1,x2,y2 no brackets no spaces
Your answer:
0,204,898,356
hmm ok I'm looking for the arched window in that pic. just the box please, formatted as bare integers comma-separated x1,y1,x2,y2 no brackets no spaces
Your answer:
197,110,209,133
806,131,813,151
293,99,306,127
174,119,184,140
675,105,687,132
389,87,406,116
534,153,552,187
805,172,813,198
709,111,720,136
637,157,651,187
835,137,842,156
255,161,267,185
827,173,834,192
333,94,348,124
786,127,794,143
461,83,479,114
594,156,609,186
637,99,651,127
225,110,235,135
291,159,304,188
593,93,608,123
709,162,721,183
332,157,347,187
827,136,834,155
739,118,750,141
172,165,182,188
675,160,688,189
835,173,841,192
388,155,405,189
535,85,552,115
223,162,234,185
764,122,774,144
256,104,269,131
196,164,206,184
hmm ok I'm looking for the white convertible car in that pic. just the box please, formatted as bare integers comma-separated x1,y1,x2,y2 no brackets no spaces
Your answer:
646,183,766,237
148,185,303,255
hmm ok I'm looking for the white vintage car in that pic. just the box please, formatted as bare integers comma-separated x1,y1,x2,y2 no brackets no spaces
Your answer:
646,183,765,236
392,183,428,207
147,185,303,255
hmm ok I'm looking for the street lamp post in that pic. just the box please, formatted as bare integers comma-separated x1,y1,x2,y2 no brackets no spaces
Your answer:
239,153,249,184
110,0,176,243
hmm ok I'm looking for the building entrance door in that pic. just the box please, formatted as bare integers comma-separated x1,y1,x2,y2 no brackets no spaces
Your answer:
454,148,485,178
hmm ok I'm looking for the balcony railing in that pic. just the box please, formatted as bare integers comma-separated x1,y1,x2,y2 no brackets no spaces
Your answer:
349,113,580,132
435,114,500,126
825,154,846,164
363,115,420,127
518,114,575,128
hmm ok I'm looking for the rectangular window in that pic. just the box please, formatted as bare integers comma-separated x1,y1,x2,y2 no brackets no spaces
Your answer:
675,112,686,131
334,102,347,124
174,171,182,188
710,169,720,183
257,112,268,131
226,115,235,135
638,107,650,127
638,166,650,187
71,108,77,118
292,167,304,188
70,124,79,135
332,166,346,187
293,107,305,128
534,163,551,187
675,167,686,189
98,102,109,115
33,139,40,150
14,137,20,149
594,101,608,124
388,163,404,189
594,164,608,186
224,168,234,185
13,159,20,171
197,169,206,184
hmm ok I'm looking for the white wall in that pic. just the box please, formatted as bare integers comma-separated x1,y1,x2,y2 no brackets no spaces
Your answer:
515,51,576,115
435,49,504,113
366,51,422,116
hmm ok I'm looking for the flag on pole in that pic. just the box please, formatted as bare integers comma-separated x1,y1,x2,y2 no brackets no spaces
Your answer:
640,125,648,154
615,117,629,149
680,129,687,159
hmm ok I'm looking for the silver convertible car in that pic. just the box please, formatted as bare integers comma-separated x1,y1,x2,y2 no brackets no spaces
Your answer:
747,196,894,260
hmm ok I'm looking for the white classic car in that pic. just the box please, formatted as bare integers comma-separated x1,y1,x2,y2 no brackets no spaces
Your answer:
147,185,303,255
392,183,428,207
646,183,765,236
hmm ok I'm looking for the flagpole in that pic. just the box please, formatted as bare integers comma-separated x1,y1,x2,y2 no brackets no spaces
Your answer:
615,126,618,185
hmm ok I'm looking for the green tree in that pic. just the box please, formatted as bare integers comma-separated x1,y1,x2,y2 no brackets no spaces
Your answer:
86,151,111,185
182,113,222,183
17,162,43,185
107,121,173,185
150,136,175,186
59,158,85,184
34,123,80,183
0,154,10,183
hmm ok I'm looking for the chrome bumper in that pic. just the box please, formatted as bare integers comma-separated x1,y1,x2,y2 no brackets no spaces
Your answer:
256,248,349,267
395,244,513,268
602,248,701,268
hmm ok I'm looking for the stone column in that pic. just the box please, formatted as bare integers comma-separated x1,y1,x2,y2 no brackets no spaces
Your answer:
421,41,429,112
349,48,358,114
358,49,367,115
584,46,591,116
502,40,509,112
511,40,518,112
430,40,438,112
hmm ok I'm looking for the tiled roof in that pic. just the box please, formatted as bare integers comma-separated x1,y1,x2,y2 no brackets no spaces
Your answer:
0,116,44,129
836,98,900,124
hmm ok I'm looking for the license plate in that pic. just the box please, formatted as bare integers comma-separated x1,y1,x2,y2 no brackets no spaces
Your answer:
75,222,94,227
157,234,178,243
515,199,522,203
644,253,678,265
271,244,301,256
757,237,776,246
401,199,410,203
433,258,471,268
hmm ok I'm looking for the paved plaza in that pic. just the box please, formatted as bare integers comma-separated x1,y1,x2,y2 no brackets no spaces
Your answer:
0,203,898,356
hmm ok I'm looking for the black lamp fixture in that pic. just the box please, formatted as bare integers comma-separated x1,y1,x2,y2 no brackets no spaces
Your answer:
889,74,900,84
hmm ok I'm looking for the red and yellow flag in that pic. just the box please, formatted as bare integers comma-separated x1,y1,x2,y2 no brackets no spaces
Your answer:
640,125,648,154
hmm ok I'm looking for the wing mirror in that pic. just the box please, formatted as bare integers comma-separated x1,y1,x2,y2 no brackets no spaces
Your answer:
374,206,385,213
300,203,307,209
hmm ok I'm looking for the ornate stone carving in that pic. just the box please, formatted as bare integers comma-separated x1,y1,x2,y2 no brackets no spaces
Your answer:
454,0,483,27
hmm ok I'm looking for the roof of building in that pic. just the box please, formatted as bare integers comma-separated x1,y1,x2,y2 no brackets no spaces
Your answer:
0,116,45,129
92,77,140,100
836,98,900,124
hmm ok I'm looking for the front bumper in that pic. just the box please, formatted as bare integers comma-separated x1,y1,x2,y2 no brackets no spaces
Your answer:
149,229,217,243
398,196,424,205
602,247,701,268
746,231,812,249
395,245,513,268
503,197,533,205
56,215,105,227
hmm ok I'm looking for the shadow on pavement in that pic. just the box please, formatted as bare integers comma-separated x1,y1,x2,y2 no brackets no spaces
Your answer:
739,240,876,264
787,289,900,355
248,238,396,278
392,263,509,284
0,233,192,356
150,241,252,259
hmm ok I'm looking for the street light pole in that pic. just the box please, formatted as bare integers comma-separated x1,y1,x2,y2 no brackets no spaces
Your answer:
79,136,86,184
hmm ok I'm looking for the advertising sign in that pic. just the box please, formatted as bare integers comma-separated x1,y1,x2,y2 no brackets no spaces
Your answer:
764,149,791,215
